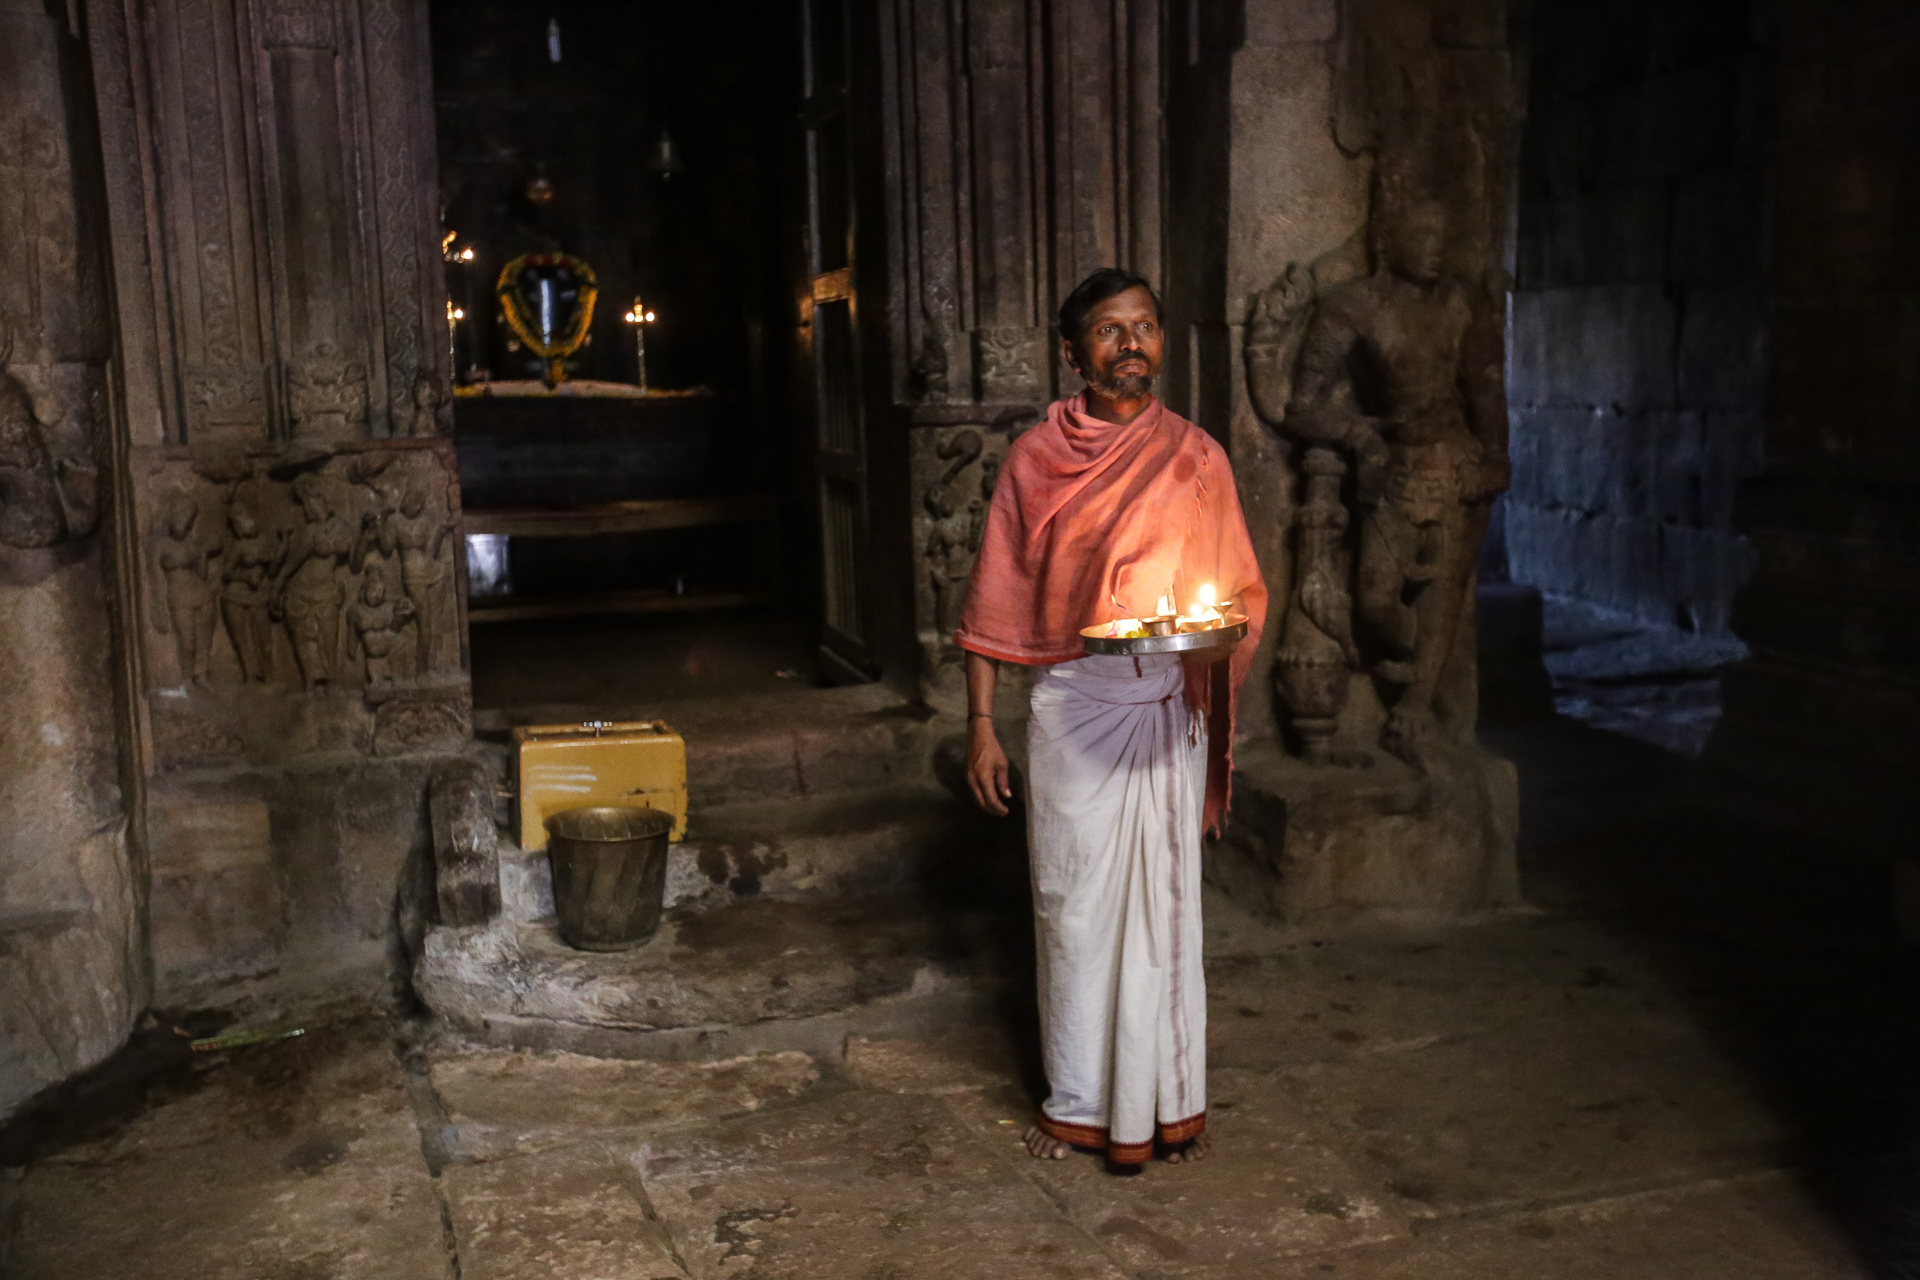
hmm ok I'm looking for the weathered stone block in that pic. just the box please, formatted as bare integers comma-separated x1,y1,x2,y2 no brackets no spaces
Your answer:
1241,0,1336,46
148,794,272,877
1431,0,1506,49
1205,740,1519,926
1678,286,1766,412
371,689,471,757
1509,286,1677,412
431,758,502,927
1517,185,1668,289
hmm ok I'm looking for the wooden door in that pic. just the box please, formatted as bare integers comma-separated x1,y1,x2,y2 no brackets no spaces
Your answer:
802,0,873,680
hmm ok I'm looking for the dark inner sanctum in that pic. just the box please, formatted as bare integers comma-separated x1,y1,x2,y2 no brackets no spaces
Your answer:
1,1,1916,1277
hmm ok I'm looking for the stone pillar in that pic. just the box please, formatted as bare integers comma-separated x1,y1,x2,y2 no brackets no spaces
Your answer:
1171,0,1523,923
1705,0,1920,854
0,0,140,1116
875,0,1163,704
84,0,468,1001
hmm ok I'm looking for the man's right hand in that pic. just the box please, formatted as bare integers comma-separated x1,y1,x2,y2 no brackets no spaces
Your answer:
967,720,1013,816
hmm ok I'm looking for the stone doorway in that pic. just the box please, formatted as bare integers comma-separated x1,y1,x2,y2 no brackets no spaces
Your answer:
1497,0,1767,757
428,1,851,723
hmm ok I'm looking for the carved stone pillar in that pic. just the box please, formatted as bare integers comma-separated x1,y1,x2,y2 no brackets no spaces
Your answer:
877,0,1163,695
84,0,466,1001
0,0,139,1116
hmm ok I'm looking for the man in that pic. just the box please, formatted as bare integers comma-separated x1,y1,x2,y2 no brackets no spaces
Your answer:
955,269,1267,1172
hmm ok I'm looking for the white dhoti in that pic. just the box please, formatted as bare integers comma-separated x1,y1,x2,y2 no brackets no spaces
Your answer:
1026,652,1208,1164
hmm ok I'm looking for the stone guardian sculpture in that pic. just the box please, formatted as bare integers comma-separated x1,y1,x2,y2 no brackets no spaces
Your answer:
1248,202,1509,763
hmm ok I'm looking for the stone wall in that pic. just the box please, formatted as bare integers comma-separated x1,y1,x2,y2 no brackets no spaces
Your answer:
0,0,141,1116
1705,0,1920,850
1504,0,1768,633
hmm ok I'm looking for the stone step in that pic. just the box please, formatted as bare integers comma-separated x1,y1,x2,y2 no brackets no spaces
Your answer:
416,891,1034,1060
497,780,1030,924
474,683,962,811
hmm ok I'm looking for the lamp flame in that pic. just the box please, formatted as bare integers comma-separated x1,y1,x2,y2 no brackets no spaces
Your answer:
1177,583,1226,631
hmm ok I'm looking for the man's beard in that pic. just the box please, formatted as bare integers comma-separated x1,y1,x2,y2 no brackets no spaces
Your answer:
1087,366,1152,399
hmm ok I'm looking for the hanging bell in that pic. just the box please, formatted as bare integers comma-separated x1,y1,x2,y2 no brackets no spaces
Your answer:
645,131,685,180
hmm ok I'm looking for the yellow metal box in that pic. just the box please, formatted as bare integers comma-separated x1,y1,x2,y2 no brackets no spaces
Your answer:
512,720,688,852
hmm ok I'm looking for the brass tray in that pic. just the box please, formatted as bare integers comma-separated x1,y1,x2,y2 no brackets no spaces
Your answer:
1080,613,1249,657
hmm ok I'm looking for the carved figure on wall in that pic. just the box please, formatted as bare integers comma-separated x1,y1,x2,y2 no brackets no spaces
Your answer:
287,342,369,438
218,505,282,683
0,330,98,548
1248,201,1508,762
1275,449,1365,764
923,487,980,635
0,367,64,549
346,565,415,686
384,486,456,674
408,370,445,438
273,473,357,690
910,313,950,404
152,493,218,687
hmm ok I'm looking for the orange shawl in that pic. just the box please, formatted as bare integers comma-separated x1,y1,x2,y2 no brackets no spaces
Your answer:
954,394,1268,833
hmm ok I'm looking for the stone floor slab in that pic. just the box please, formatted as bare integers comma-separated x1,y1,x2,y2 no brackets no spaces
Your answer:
634,1090,1132,1279
444,1141,688,1280
7,1023,451,1280
431,1048,821,1161
1278,1010,1789,1217
937,1071,1414,1276
1290,1171,1866,1279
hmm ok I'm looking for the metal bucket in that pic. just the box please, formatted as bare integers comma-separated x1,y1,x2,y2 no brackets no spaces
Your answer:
544,806,675,951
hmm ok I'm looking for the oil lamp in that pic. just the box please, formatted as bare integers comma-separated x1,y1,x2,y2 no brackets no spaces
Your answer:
1178,583,1227,632
622,298,657,392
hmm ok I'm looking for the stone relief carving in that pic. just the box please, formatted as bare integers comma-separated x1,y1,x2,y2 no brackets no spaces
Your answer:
1247,203,1509,766
151,493,219,687
215,500,283,684
385,485,457,675
261,0,339,50
0,331,101,548
973,326,1048,402
913,424,1007,681
287,343,369,439
345,564,414,686
910,319,950,405
273,471,359,690
141,445,461,695
184,365,269,440
407,370,446,438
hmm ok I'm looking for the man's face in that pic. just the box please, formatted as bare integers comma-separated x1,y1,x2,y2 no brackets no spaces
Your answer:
1068,286,1162,399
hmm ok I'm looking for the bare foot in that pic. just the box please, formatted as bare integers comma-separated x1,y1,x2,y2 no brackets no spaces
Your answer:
1023,1125,1073,1159
1163,1131,1212,1163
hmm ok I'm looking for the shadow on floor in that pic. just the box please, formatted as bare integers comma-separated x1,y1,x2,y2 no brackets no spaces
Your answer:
1484,712,1920,1279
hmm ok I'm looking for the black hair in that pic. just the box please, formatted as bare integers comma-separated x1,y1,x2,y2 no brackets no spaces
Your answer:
1057,268,1162,349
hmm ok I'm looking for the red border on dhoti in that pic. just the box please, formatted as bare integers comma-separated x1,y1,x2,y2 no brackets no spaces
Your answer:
1036,1111,1208,1166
